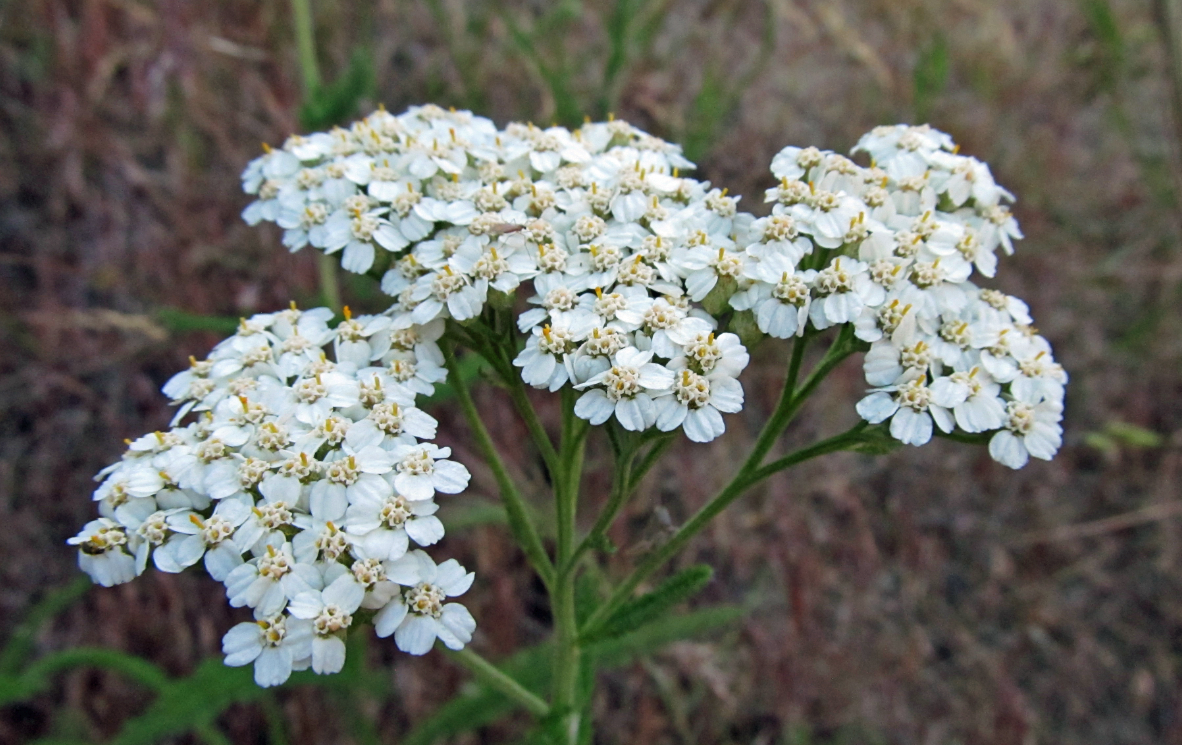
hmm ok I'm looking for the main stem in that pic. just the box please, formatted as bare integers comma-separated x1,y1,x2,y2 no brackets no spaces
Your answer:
551,387,585,743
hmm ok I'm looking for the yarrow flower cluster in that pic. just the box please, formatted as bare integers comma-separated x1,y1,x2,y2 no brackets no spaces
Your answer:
71,305,476,686
74,107,1066,693
242,104,753,442
720,125,1063,466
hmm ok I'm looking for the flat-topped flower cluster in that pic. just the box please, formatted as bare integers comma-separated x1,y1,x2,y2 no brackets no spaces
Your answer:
746,126,1066,467
243,104,752,442
241,106,1063,462
71,305,476,686
74,105,1066,690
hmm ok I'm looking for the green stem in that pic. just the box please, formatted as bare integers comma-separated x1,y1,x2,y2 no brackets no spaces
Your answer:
626,431,676,494
289,0,321,93
317,252,342,315
550,573,581,737
442,342,555,588
567,429,638,571
504,362,561,476
448,648,550,718
551,386,585,743
749,420,870,481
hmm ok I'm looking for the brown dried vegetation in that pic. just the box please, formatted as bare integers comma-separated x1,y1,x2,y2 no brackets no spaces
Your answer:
2,0,1182,743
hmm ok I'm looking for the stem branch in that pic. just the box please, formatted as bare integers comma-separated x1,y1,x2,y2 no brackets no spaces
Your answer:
442,342,555,588
448,648,550,718
580,328,860,633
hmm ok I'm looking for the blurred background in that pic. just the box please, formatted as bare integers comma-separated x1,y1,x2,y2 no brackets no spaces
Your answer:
2,0,1182,743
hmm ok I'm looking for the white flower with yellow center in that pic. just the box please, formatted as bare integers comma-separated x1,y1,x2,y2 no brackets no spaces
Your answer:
344,492,444,561
988,391,1064,469
653,368,745,443
574,346,675,430
68,518,141,587
808,257,875,329
388,443,472,501
288,575,366,675
156,499,250,579
930,366,1007,433
224,542,322,617
222,613,314,688
372,551,477,655
856,378,954,446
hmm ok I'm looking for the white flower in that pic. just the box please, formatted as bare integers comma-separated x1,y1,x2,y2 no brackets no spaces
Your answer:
574,346,674,430
930,367,1007,433
988,392,1064,469
731,255,811,339
389,443,471,501
224,542,322,617
373,551,477,655
69,519,141,587
653,369,744,442
514,320,584,391
222,613,314,687
635,297,713,359
154,498,250,580
668,331,749,379
288,575,367,675
808,257,876,329
344,492,445,560
855,378,953,446
307,446,395,524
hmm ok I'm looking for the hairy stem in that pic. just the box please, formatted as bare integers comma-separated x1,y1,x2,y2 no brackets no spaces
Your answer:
551,388,585,743
567,427,637,571
448,648,550,717
499,344,561,476
626,431,676,494
442,342,555,588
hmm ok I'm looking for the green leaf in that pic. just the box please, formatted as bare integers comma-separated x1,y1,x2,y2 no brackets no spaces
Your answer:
111,659,265,745
0,577,90,676
154,308,239,335
847,423,904,455
913,33,949,119
299,47,376,131
580,565,713,644
586,604,746,667
2,647,169,706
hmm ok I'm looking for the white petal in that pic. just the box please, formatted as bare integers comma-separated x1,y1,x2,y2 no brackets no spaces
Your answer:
395,614,440,655
312,635,347,675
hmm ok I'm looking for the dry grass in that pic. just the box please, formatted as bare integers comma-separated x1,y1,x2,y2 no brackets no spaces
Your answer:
3,0,1182,743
